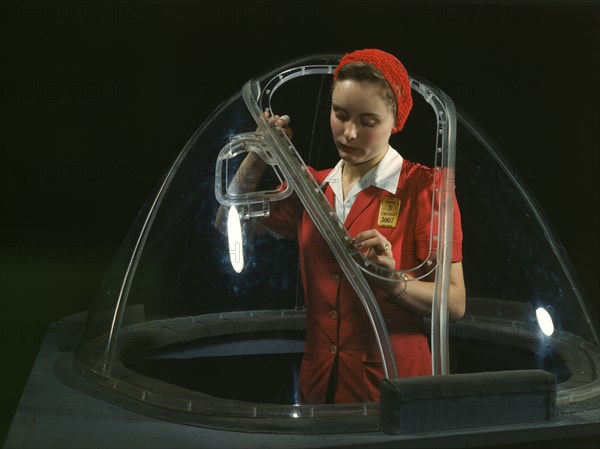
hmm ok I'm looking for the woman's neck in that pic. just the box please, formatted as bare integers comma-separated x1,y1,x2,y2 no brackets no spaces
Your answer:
341,146,388,199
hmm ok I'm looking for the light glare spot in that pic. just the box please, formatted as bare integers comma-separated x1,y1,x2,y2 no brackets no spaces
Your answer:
535,307,554,336
227,206,244,273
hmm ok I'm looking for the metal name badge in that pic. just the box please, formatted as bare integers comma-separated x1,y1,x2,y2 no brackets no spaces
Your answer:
378,197,401,228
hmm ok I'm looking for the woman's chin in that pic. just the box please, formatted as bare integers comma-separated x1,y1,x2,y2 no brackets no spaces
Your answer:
338,151,363,165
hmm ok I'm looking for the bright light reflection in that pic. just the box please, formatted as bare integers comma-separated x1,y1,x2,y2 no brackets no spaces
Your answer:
227,206,244,273
535,307,554,336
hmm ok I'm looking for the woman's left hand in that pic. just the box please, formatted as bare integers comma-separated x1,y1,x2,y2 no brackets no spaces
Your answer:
352,229,395,270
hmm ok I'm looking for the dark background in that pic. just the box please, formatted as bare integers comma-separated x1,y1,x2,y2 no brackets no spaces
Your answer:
1,0,599,446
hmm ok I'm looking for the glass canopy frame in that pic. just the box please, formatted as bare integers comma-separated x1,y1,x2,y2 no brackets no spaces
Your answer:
63,53,599,435
217,65,459,377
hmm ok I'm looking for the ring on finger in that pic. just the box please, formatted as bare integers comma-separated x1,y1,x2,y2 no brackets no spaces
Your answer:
383,242,390,251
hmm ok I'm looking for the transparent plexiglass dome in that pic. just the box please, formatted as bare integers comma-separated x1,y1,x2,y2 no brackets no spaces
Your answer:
66,54,599,433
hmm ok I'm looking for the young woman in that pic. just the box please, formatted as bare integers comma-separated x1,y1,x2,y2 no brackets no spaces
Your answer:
218,49,465,404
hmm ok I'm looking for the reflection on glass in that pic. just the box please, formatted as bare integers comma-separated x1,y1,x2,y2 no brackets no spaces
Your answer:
536,307,555,336
227,205,244,273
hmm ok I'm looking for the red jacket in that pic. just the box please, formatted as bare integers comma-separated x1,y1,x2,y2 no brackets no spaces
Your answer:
265,159,463,404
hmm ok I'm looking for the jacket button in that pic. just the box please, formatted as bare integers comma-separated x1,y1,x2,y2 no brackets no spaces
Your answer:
330,345,337,354
329,310,337,320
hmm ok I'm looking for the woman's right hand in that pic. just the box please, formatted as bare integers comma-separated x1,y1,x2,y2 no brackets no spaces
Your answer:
263,110,294,140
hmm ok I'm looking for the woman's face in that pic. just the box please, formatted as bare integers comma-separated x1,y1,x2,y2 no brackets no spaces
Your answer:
330,79,395,167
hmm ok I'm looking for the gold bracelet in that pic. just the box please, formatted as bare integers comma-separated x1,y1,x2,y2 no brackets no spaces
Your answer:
390,273,408,304
398,272,409,296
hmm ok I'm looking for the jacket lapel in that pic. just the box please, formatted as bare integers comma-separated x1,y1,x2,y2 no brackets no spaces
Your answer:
344,186,389,230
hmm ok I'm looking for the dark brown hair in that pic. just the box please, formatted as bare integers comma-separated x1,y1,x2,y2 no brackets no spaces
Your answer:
333,61,397,118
